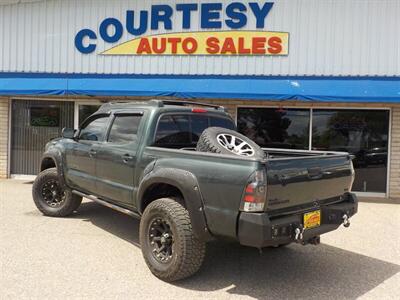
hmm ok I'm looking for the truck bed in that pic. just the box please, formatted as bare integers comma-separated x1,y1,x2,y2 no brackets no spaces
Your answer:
177,146,354,213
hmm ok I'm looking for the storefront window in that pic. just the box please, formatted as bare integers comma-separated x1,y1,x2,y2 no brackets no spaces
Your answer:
237,108,310,149
312,109,389,193
237,107,390,194
79,104,101,126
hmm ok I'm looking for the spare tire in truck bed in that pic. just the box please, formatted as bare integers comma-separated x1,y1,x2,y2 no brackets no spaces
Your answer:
196,127,265,159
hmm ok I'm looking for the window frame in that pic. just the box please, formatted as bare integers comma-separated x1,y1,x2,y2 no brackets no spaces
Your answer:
105,112,144,145
77,113,111,142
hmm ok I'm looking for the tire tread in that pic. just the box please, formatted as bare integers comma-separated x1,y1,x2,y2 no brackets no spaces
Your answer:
140,198,206,282
32,168,82,217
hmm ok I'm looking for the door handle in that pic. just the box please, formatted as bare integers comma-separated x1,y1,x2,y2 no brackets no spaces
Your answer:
122,154,134,163
89,149,97,157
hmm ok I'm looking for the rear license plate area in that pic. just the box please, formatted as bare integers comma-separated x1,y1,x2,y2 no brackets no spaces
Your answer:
303,210,321,229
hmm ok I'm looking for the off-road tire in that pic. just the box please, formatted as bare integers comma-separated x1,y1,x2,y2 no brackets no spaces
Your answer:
32,168,82,217
196,127,265,158
139,198,206,282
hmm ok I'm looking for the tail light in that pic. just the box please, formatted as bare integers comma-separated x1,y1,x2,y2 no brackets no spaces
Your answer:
240,170,267,212
192,108,207,113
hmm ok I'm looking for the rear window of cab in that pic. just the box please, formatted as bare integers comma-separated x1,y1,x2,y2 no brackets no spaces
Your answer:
154,114,235,148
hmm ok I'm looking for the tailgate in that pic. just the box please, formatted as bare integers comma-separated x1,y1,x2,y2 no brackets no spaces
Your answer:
265,154,354,211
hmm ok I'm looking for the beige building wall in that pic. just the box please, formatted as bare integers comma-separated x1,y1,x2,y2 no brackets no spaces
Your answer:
0,98,9,178
389,108,400,199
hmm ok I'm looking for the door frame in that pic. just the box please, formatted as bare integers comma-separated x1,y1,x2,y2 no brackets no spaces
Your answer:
9,97,76,177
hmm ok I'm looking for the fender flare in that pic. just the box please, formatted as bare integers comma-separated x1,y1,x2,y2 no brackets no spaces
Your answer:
137,168,213,242
40,149,67,187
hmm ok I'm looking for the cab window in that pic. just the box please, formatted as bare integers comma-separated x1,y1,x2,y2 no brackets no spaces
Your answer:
154,115,191,147
154,114,235,148
79,116,109,141
107,115,142,144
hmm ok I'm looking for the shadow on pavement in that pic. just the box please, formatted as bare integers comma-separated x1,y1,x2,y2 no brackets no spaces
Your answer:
75,202,400,300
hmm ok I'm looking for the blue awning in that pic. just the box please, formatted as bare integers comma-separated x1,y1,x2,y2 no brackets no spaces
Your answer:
0,73,399,103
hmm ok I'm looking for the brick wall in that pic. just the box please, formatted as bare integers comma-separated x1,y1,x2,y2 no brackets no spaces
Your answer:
389,108,400,199
0,99,9,178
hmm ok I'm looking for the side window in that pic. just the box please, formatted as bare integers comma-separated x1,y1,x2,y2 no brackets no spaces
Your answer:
154,115,191,148
79,116,109,141
108,115,142,144
153,114,236,148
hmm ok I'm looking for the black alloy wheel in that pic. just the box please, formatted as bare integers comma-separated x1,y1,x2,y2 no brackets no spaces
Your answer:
148,217,174,264
41,179,66,208
139,198,206,282
32,168,82,217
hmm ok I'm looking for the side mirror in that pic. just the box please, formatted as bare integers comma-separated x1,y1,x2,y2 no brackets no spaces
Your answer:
62,128,76,139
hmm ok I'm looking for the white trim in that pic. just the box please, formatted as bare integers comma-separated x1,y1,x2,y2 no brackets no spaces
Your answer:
11,96,76,102
236,104,393,110
354,192,387,198
7,99,12,178
10,174,36,181
74,102,79,129
386,108,392,196
308,108,313,151
236,104,392,197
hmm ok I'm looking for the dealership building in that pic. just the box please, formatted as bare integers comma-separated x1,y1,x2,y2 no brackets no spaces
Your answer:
0,0,399,199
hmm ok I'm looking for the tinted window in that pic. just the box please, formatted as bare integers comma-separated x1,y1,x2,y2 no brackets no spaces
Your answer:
210,116,236,129
108,115,142,144
79,116,109,141
154,115,191,147
237,108,310,149
154,114,235,148
312,109,389,193
191,116,210,143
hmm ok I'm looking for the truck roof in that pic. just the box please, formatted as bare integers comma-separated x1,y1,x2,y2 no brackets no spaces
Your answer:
96,99,226,114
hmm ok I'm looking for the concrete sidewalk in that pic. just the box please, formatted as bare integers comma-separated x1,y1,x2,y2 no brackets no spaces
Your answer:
1,179,399,299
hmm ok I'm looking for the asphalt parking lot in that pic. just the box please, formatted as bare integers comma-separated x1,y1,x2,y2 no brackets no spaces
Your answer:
1,179,399,300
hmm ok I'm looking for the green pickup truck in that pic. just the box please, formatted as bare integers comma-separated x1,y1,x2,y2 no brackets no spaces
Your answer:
32,100,358,281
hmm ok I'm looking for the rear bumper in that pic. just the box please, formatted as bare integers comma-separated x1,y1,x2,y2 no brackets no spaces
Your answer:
237,193,358,248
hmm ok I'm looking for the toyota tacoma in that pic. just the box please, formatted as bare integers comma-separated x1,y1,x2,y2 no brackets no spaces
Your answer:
32,100,358,281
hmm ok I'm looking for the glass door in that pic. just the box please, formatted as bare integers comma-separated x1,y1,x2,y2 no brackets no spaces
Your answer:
312,109,390,193
11,99,74,175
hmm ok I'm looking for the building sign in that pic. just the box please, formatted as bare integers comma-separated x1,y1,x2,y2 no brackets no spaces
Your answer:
75,2,289,56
